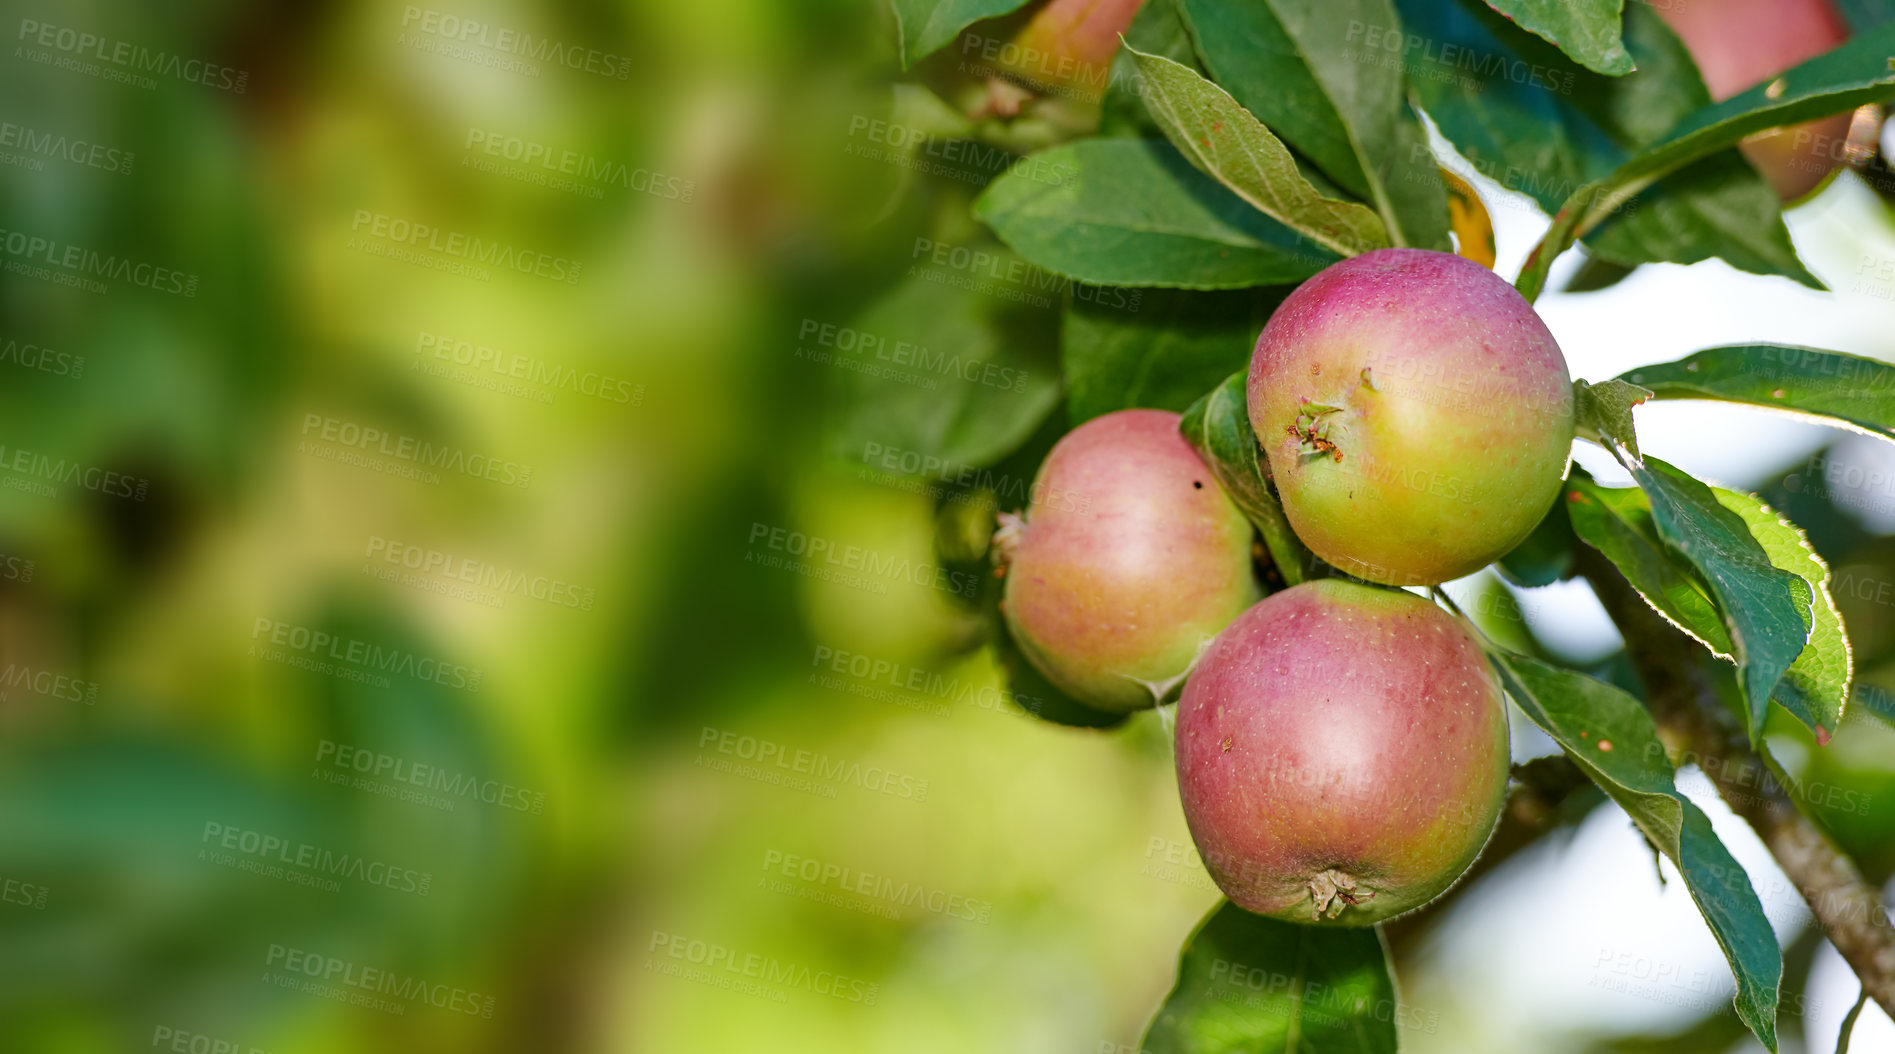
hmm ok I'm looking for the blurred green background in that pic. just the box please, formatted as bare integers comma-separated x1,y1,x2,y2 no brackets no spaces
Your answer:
4,0,1895,1051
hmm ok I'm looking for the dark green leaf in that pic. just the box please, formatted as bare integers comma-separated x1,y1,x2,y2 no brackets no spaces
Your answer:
1395,0,1814,294
1180,372,1315,586
1634,26,1895,183
1479,0,1633,75
1127,46,1392,256
1836,0,1895,33
889,0,1033,68
1102,0,1201,137
1574,377,1653,459
1620,345,1895,443
1063,287,1279,424
1515,22,1895,298
822,267,1061,468
974,138,1339,288
1853,682,1895,727
1491,654,1782,1051
1631,458,1813,744
1710,488,1850,743
1141,899,1399,1054
1568,472,1848,740
1561,254,1640,293
1178,0,1451,249
1567,473,1732,654
1498,492,1580,587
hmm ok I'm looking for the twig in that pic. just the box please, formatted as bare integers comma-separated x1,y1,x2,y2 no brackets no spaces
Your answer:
1577,547,1895,1019
1837,987,1868,1054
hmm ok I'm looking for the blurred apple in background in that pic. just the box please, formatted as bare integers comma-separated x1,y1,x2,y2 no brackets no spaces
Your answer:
1656,0,1861,200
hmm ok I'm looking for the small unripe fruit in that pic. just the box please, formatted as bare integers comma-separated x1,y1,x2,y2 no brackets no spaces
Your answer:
1249,248,1574,586
996,0,1146,96
1656,0,1854,200
1000,409,1261,711
1175,579,1509,924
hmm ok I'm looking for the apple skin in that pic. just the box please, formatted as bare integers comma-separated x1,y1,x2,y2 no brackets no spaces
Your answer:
1174,579,1509,925
1248,248,1574,587
1656,0,1854,200
1000,0,1146,95
1001,409,1261,712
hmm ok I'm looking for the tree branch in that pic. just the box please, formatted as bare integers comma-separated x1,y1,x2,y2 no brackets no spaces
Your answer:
1577,547,1895,1019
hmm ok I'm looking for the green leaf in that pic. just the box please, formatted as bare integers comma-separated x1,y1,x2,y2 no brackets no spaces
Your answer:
889,0,1032,68
1567,473,1732,655
1127,46,1392,257
1629,458,1813,744
1710,489,1850,743
974,138,1339,288
1573,377,1653,459
1479,0,1633,75
822,266,1061,469
1620,345,1895,444
1491,653,1783,1051
1063,287,1279,424
1395,0,1814,294
1180,372,1316,586
1568,472,1848,740
1141,899,1399,1054
1635,27,1895,184
1836,0,1895,33
1177,0,1451,250
1516,22,1895,298
1498,496,1580,587
1102,0,1202,137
